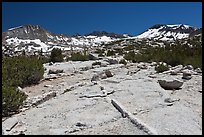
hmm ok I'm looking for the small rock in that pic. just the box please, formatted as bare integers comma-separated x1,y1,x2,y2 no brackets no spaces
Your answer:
76,122,86,127
164,98,180,103
182,70,192,80
48,69,64,74
44,85,53,88
167,103,173,106
148,75,157,78
49,62,54,66
170,70,179,75
100,86,104,90
100,73,108,79
137,62,148,69
100,62,108,67
92,65,100,69
105,70,113,77
184,65,194,70
91,74,100,82
80,66,90,71
108,58,118,65
164,98,174,103
195,68,202,73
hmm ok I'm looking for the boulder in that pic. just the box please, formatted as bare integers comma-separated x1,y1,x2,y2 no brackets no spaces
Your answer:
158,79,183,90
105,70,113,77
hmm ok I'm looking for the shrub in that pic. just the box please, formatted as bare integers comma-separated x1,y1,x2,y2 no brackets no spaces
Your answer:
119,59,127,65
106,50,115,56
155,63,169,73
124,51,135,61
2,85,27,117
2,55,44,117
122,37,202,69
69,52,88,61
50,48,63,63
2,55,44,87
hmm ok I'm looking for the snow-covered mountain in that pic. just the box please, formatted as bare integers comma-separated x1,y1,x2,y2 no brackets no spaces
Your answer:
2,24,127,54
2,24,202,56
135,24,200,41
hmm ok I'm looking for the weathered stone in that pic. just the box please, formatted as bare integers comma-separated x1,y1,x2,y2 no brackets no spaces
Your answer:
158,80,183,90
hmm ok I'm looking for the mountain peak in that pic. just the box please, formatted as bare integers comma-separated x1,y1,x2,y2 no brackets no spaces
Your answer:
136,24,199,41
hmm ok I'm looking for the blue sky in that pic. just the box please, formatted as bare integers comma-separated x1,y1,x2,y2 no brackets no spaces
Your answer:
2,2,202,36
